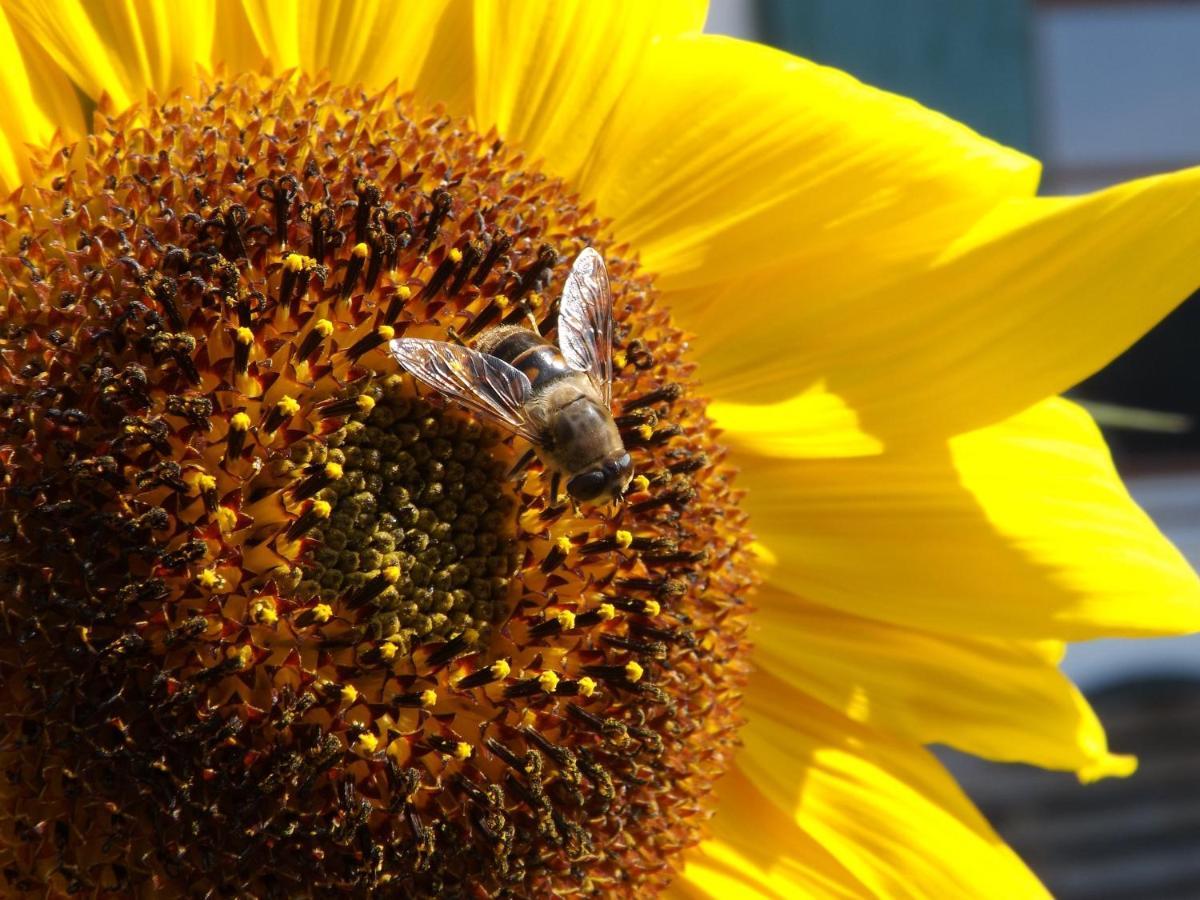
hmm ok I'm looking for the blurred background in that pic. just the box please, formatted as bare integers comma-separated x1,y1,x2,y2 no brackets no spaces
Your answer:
705,2,1200,897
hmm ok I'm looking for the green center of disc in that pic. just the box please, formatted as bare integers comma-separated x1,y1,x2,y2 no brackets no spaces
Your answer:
295,377,517,652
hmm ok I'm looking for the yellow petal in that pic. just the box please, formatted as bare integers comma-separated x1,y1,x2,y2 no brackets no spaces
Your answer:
221,0,299,72
681,671,1049,899
402,0,476,119
0,8,86,190
1,0,216,108
0,0,468,122
670,769,867,900
708,381,883,459
212,0,471,112
578,33,1037,330
753,585,1133,775
472,0,706,183
320,0,467,106
748,397,1200,639
692,165,1200,448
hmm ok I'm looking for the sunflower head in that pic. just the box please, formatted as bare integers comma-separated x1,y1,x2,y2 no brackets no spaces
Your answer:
0,72,755,896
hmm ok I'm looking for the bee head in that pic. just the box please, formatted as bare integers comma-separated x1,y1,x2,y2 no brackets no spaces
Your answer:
566,452,633,503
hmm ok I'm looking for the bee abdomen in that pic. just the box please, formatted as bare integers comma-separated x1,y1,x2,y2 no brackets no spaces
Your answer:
477,327,574,392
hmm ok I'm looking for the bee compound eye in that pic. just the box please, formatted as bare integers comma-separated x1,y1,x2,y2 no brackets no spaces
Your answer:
566,469,609,502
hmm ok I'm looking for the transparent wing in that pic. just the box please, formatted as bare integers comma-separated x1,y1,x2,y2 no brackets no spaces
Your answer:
388,338,541,444
558,247,614,407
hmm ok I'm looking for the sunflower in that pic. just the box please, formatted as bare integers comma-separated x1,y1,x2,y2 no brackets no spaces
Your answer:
1,1,1198,897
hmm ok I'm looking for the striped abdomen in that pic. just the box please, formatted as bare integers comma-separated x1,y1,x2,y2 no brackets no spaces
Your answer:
476,326,576,393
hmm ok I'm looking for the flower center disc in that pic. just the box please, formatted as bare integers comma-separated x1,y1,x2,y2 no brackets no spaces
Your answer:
299,387,518,655
0,74,755,897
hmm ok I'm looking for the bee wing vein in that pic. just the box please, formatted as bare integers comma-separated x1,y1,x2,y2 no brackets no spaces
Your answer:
388,338,541,443
558,247,614,408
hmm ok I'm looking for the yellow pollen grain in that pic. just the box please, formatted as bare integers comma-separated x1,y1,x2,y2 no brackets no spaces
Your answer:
225,645,252,669
630,475,649,493
277,395,301,416
230,412,251,432
419,689,438,708
356,394,376,413
555,535,572,555
520,709,537,729
235,327,254,345
216,506,237,533
577,676,597,697
613,350,628,369
453,742,472,761
283,253,305,272
324,462,344,480
310,603,333,623
642,600,661,617
381,565,401,584
495,296,510,310
340,684,359,705
376,641,397,661
250,597,278,626
376,325,395,341
315,318,334,337
624,661,644,683
448,248,463,263
352,242,370,258
614,530,633,549
311,500,332,519
396,285,412,299
353,732,379,754
195,568,223,590
598,603,616,621
553,609,576,630
195,473,218,494
527,292,542,309
538,671,560,693
636,424,653,440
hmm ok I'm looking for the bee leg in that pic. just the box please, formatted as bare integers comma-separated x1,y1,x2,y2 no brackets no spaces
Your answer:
508,447,537,481
446,326,468,347
549,471,561,505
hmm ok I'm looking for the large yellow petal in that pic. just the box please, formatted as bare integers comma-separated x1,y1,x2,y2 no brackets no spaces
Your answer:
708,382,883,459
747,397,1200,640
697,165,1200,448
215,0,298,74
680,671,1049,899
471,0,707,183
753,585,1134,777
670,769,867,900
0,0,216,108
582,34,1038,302
0,8,87,190
0,0,470,131
213,0,470,107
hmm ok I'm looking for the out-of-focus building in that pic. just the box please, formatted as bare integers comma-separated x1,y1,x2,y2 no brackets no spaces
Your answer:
1035,0,1200,194
706,1,1200,896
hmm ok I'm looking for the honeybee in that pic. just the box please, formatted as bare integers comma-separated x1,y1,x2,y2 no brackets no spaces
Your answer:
389,248,633,503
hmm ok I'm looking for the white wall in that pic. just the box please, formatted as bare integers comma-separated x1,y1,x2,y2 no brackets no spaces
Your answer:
1034,2,1200,193
704,0,759,39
